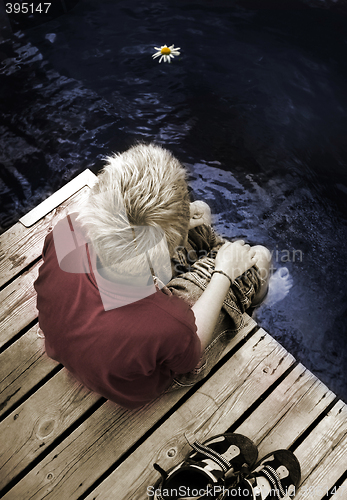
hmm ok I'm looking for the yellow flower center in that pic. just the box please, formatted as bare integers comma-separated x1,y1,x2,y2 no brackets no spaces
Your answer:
161,47,171,55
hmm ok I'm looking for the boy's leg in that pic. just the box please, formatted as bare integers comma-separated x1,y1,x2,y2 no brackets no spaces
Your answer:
166,229,273,390
167,243,268,392
171,237,272,312
171,223,223,278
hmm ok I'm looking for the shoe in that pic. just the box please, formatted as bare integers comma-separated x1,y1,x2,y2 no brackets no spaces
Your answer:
152,433,258,499
223,449,301,499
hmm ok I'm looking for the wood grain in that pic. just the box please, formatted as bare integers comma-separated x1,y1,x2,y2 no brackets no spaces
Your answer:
0,369,100,490
0,261,41,348
85,360,339,500
295,401,347,500
0,186,89,288
0,324,59,418
1,317,258,500
80,330,296,500
236,363,336,455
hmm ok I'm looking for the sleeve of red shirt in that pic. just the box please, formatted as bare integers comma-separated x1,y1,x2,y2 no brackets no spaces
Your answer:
166,326,201,374
153,295,201,374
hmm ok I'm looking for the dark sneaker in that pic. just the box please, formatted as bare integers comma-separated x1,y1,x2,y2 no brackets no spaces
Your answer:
152,433,258,500
222,449,301,499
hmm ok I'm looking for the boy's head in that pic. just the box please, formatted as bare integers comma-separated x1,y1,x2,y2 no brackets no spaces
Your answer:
77,143,190,278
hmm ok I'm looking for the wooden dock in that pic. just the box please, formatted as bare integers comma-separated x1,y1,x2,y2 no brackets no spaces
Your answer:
0,170,346,500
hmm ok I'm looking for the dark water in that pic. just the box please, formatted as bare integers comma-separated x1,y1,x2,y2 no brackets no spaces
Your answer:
1,0,347,401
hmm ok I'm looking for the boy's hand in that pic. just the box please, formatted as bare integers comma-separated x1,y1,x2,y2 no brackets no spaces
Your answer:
189,200,212,229
214,240,257,282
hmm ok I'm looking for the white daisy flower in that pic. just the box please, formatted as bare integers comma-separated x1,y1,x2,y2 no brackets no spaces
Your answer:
152,44,181,63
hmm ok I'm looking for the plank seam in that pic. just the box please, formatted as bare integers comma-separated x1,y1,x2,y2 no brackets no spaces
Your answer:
323,469,347,500
0,317,39,355
0,364,63,423
227,361,299,434
0,397,107,498
0,254,42,293
289,396,340,452
76,324,261,500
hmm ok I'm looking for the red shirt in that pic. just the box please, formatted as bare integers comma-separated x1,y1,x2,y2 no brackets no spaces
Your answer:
34,215,201,409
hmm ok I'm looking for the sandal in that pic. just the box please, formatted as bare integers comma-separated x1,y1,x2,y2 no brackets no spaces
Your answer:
224,449,301,499
152,433,258,500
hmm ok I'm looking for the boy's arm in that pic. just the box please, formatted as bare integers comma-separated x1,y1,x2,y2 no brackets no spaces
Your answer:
191,272,230,350
191,240,256,351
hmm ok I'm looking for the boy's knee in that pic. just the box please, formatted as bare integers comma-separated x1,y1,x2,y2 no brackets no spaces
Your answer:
253,245,271,262
252,245,272,281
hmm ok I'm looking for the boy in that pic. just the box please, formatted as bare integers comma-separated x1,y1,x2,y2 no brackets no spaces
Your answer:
34,143,271,409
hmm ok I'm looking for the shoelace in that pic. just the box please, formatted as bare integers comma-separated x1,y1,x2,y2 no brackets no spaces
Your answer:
261,465,286,499
229,465,287,500
189,440,233,473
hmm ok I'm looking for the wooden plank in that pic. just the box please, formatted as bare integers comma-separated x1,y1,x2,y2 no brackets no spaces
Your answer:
19,169,97,227
39,328,293,500
84,330,295,500
1,317,260,500
0,261,40,348
0,183,92,288
294,401,347,500
85,358,336,500
0,369,100,491
236,364,336,456
0,324,59,418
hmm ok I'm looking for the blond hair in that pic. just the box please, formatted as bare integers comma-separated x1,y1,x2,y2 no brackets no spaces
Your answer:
77,143,190,277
